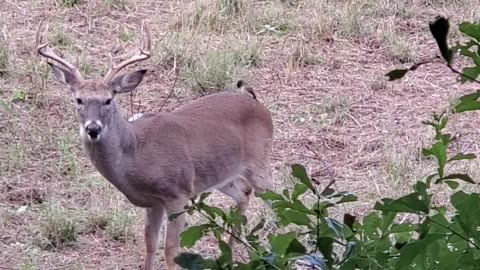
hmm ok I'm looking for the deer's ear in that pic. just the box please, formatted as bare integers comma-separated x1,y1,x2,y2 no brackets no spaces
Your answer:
109,70,147,94
48,62,78,92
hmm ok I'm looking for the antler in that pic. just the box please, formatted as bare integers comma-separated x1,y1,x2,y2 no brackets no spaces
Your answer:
102,21,152,83
35,19,84,81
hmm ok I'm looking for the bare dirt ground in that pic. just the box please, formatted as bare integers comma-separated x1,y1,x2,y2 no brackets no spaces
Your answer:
2,0,480,269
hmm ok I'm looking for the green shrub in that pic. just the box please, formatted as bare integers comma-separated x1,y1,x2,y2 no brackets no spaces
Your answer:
0,44,9,77
39,203,77,249
172,17,480,270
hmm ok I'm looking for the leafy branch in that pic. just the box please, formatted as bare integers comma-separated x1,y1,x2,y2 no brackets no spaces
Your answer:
174,16,480,270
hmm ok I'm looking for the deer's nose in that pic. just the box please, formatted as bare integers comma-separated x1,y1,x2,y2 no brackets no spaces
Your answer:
85,123,102,139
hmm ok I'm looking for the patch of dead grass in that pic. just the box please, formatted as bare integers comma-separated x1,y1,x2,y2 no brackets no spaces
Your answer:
2,0,480,268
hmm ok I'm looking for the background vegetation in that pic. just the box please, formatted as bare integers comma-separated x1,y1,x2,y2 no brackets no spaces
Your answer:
2,0,480,269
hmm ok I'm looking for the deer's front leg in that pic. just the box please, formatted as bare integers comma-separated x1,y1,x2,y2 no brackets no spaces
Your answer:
164,204,187,270
144,206,165,270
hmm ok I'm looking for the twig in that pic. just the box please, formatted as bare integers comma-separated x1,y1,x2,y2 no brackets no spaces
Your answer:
346,112,362,129
195,79,208,97
194,205,283,270
304,140,338,190
159,71,179,112
426,215,480,250
447,64,480,85
195,209,256,253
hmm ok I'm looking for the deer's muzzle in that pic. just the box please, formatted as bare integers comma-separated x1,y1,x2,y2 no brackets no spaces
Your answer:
85,122,102,142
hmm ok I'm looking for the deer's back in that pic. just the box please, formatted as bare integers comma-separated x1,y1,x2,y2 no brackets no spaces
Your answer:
125,91,273,205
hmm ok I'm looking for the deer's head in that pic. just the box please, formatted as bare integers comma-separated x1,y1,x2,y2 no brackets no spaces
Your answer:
36,20,151,143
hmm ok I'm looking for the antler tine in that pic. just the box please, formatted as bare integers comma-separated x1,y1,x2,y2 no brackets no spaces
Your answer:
142,21,152,54
102,21,152,83
35,19,83,81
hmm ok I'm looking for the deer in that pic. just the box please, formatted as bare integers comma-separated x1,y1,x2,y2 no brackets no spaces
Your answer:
35,20,274,270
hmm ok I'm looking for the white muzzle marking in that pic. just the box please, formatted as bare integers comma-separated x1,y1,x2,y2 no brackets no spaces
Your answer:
81,120,105,143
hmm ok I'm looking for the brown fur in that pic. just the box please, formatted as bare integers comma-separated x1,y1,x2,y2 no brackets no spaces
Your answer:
48,70,273,270
89,89,273,270
37,21,273,269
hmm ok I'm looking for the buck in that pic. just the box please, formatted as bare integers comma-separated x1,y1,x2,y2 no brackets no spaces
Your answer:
35,20,273,270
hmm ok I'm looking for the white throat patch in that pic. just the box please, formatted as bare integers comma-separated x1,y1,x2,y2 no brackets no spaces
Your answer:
128,113,144,122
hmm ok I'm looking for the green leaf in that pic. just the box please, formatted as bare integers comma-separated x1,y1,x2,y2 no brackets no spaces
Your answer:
444,180,460,189
414,181,430,206
450,191,480,237
385,69,409,81
198,192,212,202
317,237,335,263
422,141,447,178
217,240,233,266
426,173,437,187
321,186,335,197
226,208,247,227
292,183,308,200
418,219,431,239
381,212,397,232
273,199,315,215
285,238,307,257
454,90,480,113
198,203,227,220
180,224,211,248
459,22,480,43
257,190,285,201
311,201,333,218
297,255,328,269
250,218,266,235
439,116,448,129
440,173,475,184
395,233,445,270
235,260,262,270
429,16,452,64
282,209,311,227
325,218,343,238
374,192,429,214
174,252,206,270
201,258,220,269
342,241,359,261
168,211,186,222
362,213,382,240
450,190,470,208
269,232,297,256
291,164,316,193
448,153,476,162
337,194,358,204
390,223,416,233
460,67,480,83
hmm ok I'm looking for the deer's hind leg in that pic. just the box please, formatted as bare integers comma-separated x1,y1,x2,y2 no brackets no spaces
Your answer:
218,177,253,248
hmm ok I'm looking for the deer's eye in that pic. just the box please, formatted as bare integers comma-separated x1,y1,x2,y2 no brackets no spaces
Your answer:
76,98,83,105
104,99,112,105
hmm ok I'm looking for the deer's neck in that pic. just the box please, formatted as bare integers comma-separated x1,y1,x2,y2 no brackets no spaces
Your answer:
83,109,136,183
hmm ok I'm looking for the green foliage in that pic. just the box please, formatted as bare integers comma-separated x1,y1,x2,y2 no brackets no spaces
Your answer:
118,28,135,42
105,210,135,242
39,203,77,249
0,44,8,77
59,0,80,7
181,44,259,93
174,16,480,269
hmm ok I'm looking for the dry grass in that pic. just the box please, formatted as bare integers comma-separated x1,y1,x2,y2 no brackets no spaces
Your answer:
2,0,480,268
